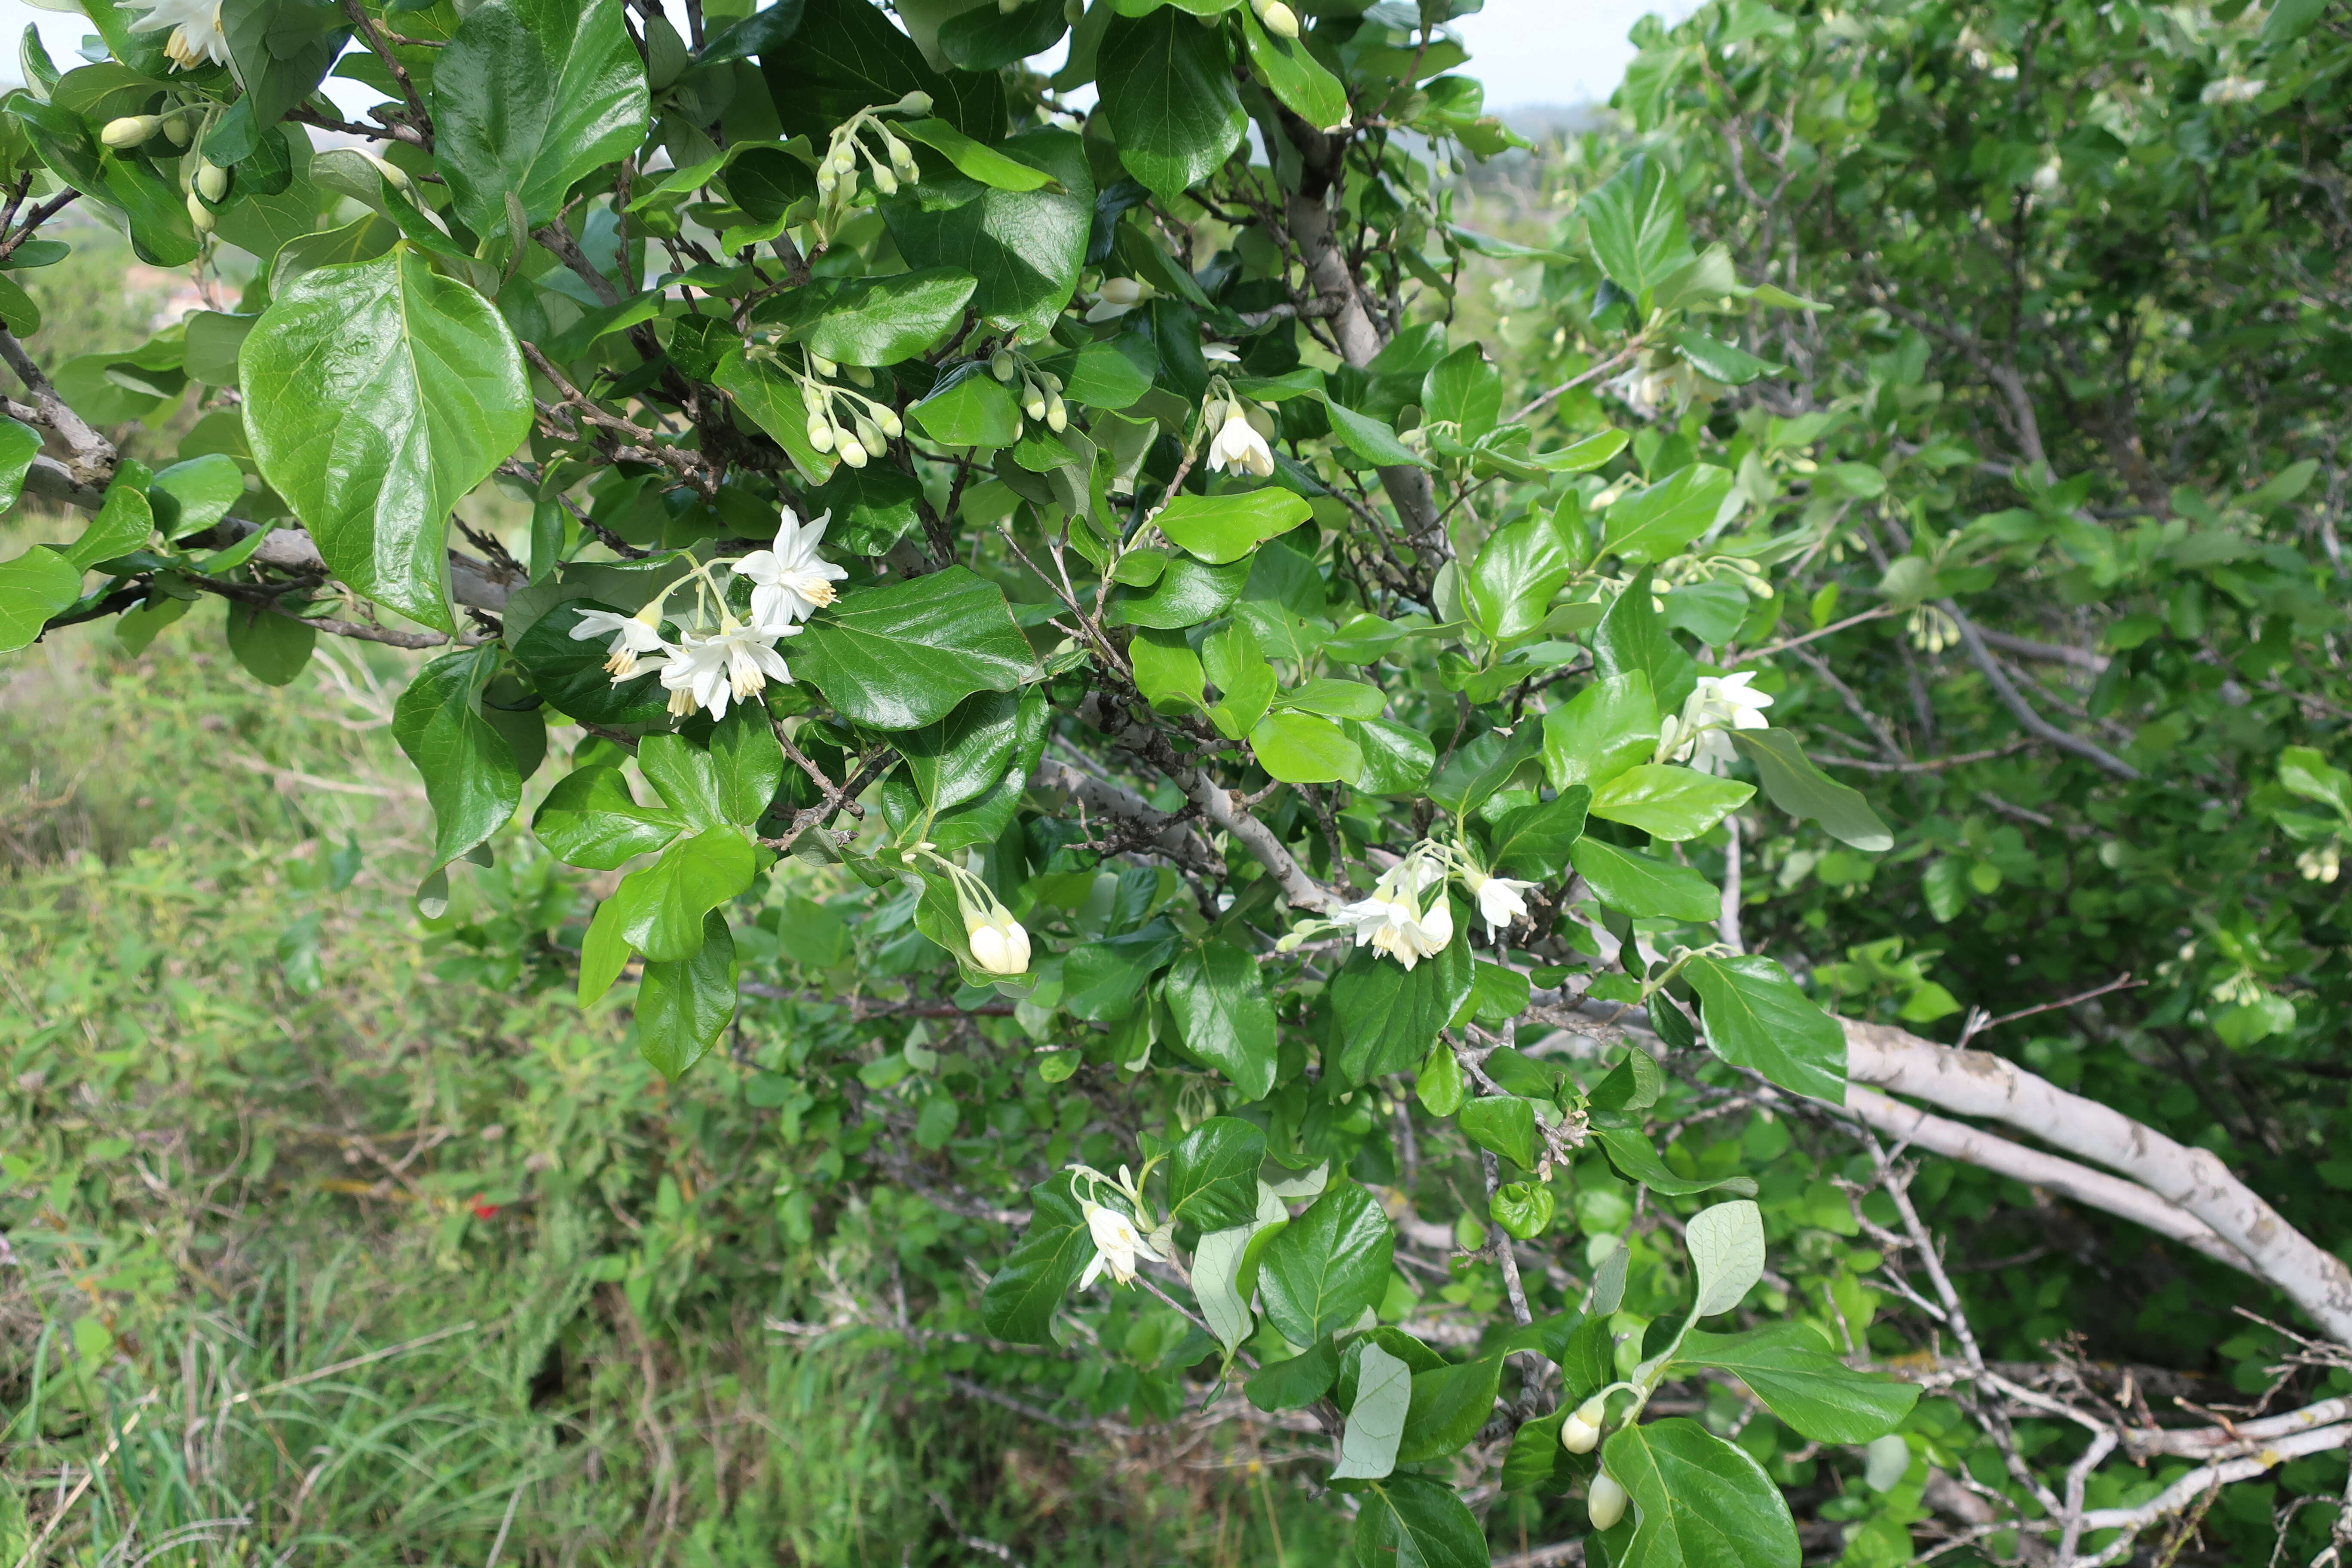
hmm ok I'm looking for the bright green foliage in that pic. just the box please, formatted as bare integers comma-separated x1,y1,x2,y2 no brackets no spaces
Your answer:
7,0,2352,1559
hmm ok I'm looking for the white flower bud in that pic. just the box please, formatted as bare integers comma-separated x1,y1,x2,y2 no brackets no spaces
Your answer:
186,191,214,233
801,383,829,416
871,162,898,196
876,407,904,438
806,416,834,453
102,115,161,149
163,118,190,147
1022,383,1047,421
1045,392,1066,433
966,912,1031,975
969,922,1010,973
195,160,228,202
845,363,874,388
991,350,1018,382
1560,1394,1607,1454
1588,1473,1628,1531
895,91,934,115
810,353,838,379
837,433,868,468
1257,0,1299,37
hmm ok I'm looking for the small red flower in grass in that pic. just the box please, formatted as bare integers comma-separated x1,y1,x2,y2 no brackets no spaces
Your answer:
470,1196,499,1220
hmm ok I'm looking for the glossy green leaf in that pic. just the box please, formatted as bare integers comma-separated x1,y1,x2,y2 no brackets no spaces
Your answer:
241,250,530,634
1240,5,1346,129
793,567,1038,729
1490,1179,1556,1240
1567,837,1721,921
1729,729,1893,851
1256,1184,1393,1347
1398,1355,1503,1463
1192,1220,1256,1352
1684,953,1846,1104
1672,329,1783,386
1347,717,1436,795
224,601,315,686
908,362,1025,449
533,765,686,869
1107,556,1252,629
1580,153,1691,298
1250,710,1363,784
1099,9,1243,205
895,116,1056,190
1675,1323,1919,1442
1245,1334,1339,1412
979,1172,1094,1344
1602,1417,1799,1568
1468,509,1579,640
761,0,1003,149
782,267,977,366
635,911,737,1080
66,476,154,569
610,826,758,963
432,0,650,244
0,546,81,654
1603,465,1734,564
716,346,840,484
0,417,40,515
1424,345,1503,443
1323,396,1434,469
1591,1127,1755,1198
511,600,674,725
884,129,1092,342
936,0,1065,70
1486,786,1590,879
577,896,631,1004
1458,1095,1539,1169
1156,490,1311,564
1595,566,1697,717
1589,764,1753,841
1060,920,1180,1020
1165,942,1280,1101
900,688,1024,812
149,454,245,540
1353,1475,1491,1568
1329,927,1473,1086
1164,1115,1266,1229
391,647,523,872
1544,673,1659,791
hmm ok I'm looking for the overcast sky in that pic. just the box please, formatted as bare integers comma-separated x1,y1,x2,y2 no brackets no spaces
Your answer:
0,0,1671,117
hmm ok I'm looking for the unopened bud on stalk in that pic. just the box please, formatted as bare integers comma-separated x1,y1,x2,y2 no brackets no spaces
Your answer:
801,383,829,416
1253,0,1300,37
1559,1394,1606,1454
1023,384,1047,421
810,353,838,378
163,118,191,147
186,190,215,233
195,160,228,202
991,350,1017,382
876,407,904,438
1045,391,1067,433
806,416,835,453
845,363,874,388
894,90,934,115
870,162,898,196
837,433,868,468
1587,1473,1628,1531
101,115,161,148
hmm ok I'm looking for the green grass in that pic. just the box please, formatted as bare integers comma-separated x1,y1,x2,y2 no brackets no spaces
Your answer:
0,626,1352,1566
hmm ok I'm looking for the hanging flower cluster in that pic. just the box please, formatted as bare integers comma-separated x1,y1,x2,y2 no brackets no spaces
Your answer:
1295,839,1540,970
1198,379,1279,478
1657,671,1773,774
568,507,846,722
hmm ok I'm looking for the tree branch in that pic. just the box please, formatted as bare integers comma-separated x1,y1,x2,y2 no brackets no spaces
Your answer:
1944,602,2143,781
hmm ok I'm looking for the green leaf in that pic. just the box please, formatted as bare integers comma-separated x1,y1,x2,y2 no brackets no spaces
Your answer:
1416,1043,1466,1116
1246,1334,1339,1411
937,0,1065,70
716,346,839,484
1487,787,1590,879
781,267,977,366
1332,1342,1411,1480
895,116,1056,191
1468,509,1578,639
1603,465,1733,565
1590,1133,1725,1207
1503,1403,1574,1491
1490,1179,1556,1240
883,129,1092,343
610,825,757,962
635,911,737,1080
1602,1417,1799,1568
1060,920,1181,1020
710,702,786,824
1257,1184,1393,1346
149,454,245,540
1595,570,1697,719
224,601,315,686
900,688,1026,812
793,566,1038,730
1347,718,1436,796
1250,710,1363,784
637,733,727,830
1156,489,1311,564
695,0,804,62
1100,9,1243,205
392,647,523,872
1399,1355,1503,1462
1424,345,1503,443
980,1172,1094,1344
1107,555,1253,629
217,0,349,160
66,475,155,569
1588,764,1753,842
0,546,83,654
1329,931,1474,1086
1458,1095,1539,1168
1672,329,1782,386
432,0,650,245
1675,1323,1919,1443
1239,5,1346,129
1580,154,1691,298
1192,1220,1257,1351
1323,396,1434,469
12,95,197,267
241,249,530,634
1165,942,1280,1101
1684,953,1846,1104
1590,1049,1664,1112
1130,625,1206,709
533,765,685,869
0,273,38,337
1567,837,1721,922
0,417,40,515
1543,673,1657,793
1728,729,1893,851
1353,1475,1490,1568
1430,729,1538,816
908,361,1025,449
511,600,674,725
2279,745,2352,818
761,0,1003,150
1164,1115,1267,1229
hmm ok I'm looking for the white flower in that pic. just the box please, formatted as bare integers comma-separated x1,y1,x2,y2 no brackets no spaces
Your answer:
1334,852,1459,967
1465,869,1536,937
658,619,796,721
966,910,1032,976
731,507,848,633
1666,671,1773,774
1201,342,1241,364
1206,409,1275,477
125,0,230,69
568,606,669,680
1076,1198,1164,1289
1084,276,1152,323
2201,76,2265,105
